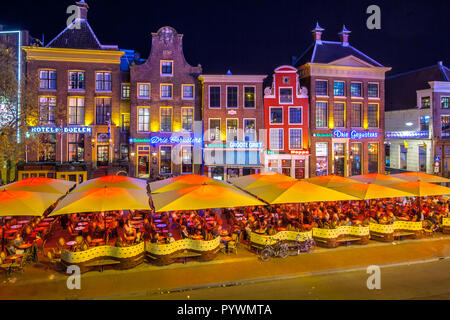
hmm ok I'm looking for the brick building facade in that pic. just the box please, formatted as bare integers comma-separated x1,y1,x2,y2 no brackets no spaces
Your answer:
129,26,202,178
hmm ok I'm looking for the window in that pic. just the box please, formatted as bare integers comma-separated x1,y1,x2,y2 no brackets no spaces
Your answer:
39,70,56,90
39,133,56,162
138,108,150,132
226,119,238,141
316,80,328,96
279,88,293,104
160,84,173,99
441,97,449,109
95,72,112,91
97,145,109,166
182,84,194,99
368,143,379,173
182,146,193,173
289,129,302,149
160,107,172,132
209,86,221,108
333,81,345,96
68,133,85,162
316,102,328,128
209,119,221,141
181,108,193,132
227,86,238,108
270,128,283,150
289,107,302,124
420,116,430,132
120,144,129,161
316,142,328,176
270,107,283,124
39,96,56,124
95,98,111,125
351,103,362,127
160,146,172,174
400,144,407,170
333,103,345,128
282,76,290,84
441,116,450,138
138,83,150,98
421,97,431,109
368,104,379,128
368,83,379,98
68,71,85,90
244,87,255,108
244,119,256,142
121,113,130,132
350,143,362,176
68,97,85,125
350,82,362,97
419,145,427,172
160,60,173,75
121,84,130,99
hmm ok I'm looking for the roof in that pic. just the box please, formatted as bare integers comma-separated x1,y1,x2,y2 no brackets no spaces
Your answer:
46,18,105,50
293,41,384,68
386,63,450,111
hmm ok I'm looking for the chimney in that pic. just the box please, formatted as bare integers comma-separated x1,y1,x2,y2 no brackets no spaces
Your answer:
339,25,351,46
312,22,324,44
76,0,89,20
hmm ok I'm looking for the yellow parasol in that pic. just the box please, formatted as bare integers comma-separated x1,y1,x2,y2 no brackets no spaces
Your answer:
391,172,450,183
307,175,358,188
2,177,75,194
72,175,147,193
333,183,416,200
245,180,359,204
349,173,405,185
49,187,151,216
0,190,61,216
388,181,450,197
229,172,296,190
149,174,235,193
151,184,265,212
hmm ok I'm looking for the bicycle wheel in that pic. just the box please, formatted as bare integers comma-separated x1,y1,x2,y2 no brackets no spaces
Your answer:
279,245,289,259
260,248,272,262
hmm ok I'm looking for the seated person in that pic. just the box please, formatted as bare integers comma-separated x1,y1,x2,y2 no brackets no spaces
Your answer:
166,233,176,244
181,225,190,239
115,237,124,247
123,220,137,243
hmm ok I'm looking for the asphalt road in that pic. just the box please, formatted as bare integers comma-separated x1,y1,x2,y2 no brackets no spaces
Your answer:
132,259,450,300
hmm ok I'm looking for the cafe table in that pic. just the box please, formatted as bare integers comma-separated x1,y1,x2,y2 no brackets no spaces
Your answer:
66,241,77,249
6,254,22,261
18,243,33,250
154,219,163,223
38,222,49,227
42,217,54,222
10,225,21,229
90,238,104,246
221,236,232,242
18,220,30,224
34,227,46,232
74,226,85,231
156,224,166,229
78,222,89,226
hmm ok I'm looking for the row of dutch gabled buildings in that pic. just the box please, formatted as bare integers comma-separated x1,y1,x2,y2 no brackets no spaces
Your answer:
3,0,397,183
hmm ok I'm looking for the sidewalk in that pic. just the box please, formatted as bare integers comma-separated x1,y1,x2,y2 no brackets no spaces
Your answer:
1,236,450,299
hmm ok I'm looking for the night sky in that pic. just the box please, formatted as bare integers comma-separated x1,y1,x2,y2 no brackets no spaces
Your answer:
1,0,449,76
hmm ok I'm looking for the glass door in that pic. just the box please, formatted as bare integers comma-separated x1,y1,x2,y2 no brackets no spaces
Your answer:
333,143,346,176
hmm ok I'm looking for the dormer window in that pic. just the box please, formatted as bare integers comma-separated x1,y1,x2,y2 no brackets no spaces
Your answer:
421,97,431,109
160,60,173,76
279,88,293,104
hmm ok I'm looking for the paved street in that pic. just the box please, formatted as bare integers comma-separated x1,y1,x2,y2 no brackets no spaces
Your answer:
1,236,449,300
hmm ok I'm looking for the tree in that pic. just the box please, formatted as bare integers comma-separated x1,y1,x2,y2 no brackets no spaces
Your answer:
0,42,39,184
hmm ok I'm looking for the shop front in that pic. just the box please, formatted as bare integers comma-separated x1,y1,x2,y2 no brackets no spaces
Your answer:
263,150,309,179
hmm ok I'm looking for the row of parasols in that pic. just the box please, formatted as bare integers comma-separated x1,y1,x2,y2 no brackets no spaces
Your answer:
1,171,450,217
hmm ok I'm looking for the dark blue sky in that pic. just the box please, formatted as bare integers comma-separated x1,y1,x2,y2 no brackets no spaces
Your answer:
1,0,449,75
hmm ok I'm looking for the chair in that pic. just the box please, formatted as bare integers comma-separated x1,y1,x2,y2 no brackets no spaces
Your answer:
227,233,239,254
46,251,61,271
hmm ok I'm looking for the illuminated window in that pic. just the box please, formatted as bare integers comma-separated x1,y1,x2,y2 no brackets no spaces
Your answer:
121,113,130,132
368,143,379,173
161,60,173,75
121,84,130,99
226,119,238,141
138,83,150,98
441,115,450,138
244,119,256,142
138,108,150,132
244,87,255,108
160,146,172,174
68,133,85,162
289,129,302,149
351,103,362,127
269,128,283,150
160,107,172,132
160,84,173,99
227,86,238,108
333,81,345,96
68,71,85,90
316,102,328,128
279,88,293,104
270,107,283,124
209,119,221,141
39,70,56,90
350,143,362,176
350,82,362,97
368,83,379,98
95,72,112,91
333,103,345,128
368,104,379,128
441,97,449,109
182,146,193,173
421,97,431,109
181,108,193,132
182,84,194,99
39,96,56,124
95,98,111,125
289,107,302,124
68,97,85,125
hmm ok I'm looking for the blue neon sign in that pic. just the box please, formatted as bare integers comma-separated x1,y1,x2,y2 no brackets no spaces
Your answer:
30,126,92,134
332,130,379,139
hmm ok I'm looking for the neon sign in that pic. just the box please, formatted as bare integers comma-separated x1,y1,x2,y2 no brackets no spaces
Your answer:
29,126,92,134
290,149,309,155
332,130,378,139
130,136,202,144
385,131,429,139
228,141,262,148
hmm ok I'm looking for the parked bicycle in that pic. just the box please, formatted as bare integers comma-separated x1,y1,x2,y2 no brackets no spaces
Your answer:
294,234,316,254
259,239,289,262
